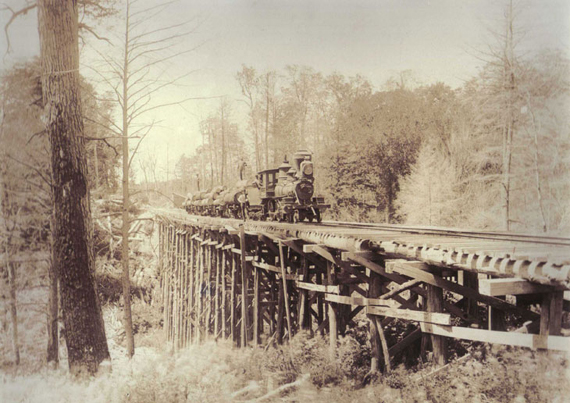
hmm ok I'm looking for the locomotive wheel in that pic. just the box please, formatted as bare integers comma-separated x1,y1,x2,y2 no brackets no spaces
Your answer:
315,209,322,223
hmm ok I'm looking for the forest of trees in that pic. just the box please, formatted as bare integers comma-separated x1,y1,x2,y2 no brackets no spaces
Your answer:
0,0,568,382
176,29,569,234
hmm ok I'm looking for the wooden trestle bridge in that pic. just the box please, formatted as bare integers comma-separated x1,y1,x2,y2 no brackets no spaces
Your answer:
154,209,570,371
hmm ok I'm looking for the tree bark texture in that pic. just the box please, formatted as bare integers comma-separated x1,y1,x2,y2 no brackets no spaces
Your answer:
47,219,59,366
38,0,110,375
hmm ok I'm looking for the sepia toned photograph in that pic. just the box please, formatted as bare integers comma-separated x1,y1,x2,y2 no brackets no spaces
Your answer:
1,0,569,401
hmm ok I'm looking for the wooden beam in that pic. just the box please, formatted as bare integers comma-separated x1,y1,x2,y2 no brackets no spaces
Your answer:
380,279,422,300
388,328,422,357
348,253,471,321
303,244,326,253
421,323,570,352
388,260,539,321
426,284,448,365
385,259,428,273
366,306,451,326
231,248,254,260
325,294,401,309
295,281,340,294
282,239,327,271
479,278,553,296
312,246,369,283
252,261,298,280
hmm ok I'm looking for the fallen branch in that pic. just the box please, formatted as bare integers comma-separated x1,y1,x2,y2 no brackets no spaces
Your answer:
248,373,310,402
413,353,472,382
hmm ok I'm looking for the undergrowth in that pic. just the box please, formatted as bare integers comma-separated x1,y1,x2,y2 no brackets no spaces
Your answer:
2,321,570,402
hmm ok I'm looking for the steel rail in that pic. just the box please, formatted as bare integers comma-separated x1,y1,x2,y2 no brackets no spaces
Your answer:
319,220,570,247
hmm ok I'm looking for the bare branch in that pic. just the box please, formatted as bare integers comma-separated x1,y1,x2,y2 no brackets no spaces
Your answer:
6,154,52,188
78,22,112,44
83,113,123,137
79,133,120,156
129,18,196,44
128,42,206,78
26,130,47,145
128,123,154,169
131,96,222,121
129,188,173,202
2,3,37,55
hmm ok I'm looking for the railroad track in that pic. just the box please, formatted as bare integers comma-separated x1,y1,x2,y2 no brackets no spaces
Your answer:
152,207,570,248
319,220,570,247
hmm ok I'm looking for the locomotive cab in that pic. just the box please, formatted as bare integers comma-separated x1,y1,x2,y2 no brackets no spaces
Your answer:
258,168,278,199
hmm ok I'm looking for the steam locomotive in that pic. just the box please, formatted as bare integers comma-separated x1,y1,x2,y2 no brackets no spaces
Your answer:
182,150,328,223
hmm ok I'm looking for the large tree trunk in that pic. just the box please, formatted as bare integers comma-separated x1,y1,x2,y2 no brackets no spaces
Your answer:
38,0,110,376
47,214,59,367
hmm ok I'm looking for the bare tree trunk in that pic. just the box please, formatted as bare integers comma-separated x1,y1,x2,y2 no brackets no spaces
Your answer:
502,0,516,231
38,0,110,375
0,127,19,365
121,1,134,358
265,73,270,170
221,101,226,186
525,94,548,232
208,128,215,187
93,142,99,189
254,121,260,172
6,259,19,365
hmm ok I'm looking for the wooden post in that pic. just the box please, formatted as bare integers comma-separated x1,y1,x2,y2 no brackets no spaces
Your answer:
240,225,249,347
206,239,212,338
464,271,479,323
188,232,194,344
175,232,181,348
231,250,239,345
327,261,337,359
193,236,201,344
276,278,285,344
367,270,387,373
162,226,169,341
253,267,261,345
279,242,293,343
221,248,227,339
489,297,506,331
298,256,310,331
540,291,564,337
316,271,324,335
214,240,221,338
197,236,205,342
269,272,277,339
165,227,173,342
426,284,447,365
180,233,186,348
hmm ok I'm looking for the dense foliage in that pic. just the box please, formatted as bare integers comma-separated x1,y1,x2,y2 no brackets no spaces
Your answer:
176,50,569,234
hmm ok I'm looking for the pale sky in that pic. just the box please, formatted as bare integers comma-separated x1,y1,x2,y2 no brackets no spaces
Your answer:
1,0,569,180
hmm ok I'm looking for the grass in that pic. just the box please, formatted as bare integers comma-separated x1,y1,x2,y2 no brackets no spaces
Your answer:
2,293,570,403
2,244,569,402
